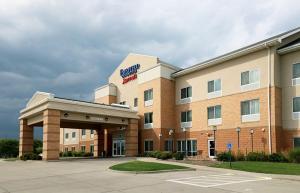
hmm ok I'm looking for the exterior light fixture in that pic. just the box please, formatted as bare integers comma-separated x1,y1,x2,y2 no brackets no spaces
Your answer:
63,113,69,118
211,125,217,157
250,129,254,152
236,127,241,150
168,129,174,136
86,115,90,120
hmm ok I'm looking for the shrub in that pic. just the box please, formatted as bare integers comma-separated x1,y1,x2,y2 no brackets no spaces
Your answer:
20,153,42,161
217,151,235,162
0,139,19,158
246,152,268,161
289,148,300,163
173,152,185,160
268,153,288,162
236,151,245,161
33,139,43,154
152,151,162,158
84,152,93,157
157,151,172,160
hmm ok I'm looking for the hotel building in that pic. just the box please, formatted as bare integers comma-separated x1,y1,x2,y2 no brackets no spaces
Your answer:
19,28,300,160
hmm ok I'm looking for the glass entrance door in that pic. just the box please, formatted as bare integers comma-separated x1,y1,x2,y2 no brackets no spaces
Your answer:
208,140,215,158
112,139,125,157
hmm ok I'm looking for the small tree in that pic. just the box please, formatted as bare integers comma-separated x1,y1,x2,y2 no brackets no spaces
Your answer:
0,139,19,158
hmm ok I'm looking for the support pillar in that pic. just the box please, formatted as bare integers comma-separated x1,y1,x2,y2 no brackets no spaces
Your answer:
19,119,33,157
125,119,138,156
94,129,104,157
43,109,60,160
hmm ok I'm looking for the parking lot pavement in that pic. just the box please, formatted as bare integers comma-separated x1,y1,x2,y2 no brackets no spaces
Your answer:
167,173,272,188
0,158,299,193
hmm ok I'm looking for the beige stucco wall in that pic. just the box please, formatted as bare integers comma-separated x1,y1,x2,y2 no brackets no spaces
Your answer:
281,50,300,129
175,49,271,104
108,53,159,108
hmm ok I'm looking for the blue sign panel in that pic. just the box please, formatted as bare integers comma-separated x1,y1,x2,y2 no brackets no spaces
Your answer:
120,64,140,78
227,143,232,150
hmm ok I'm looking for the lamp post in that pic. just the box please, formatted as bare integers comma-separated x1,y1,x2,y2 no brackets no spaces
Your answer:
212,125,217,157
159,133,162,151
182,128,187,157
169,129,174,152
250,129,254,152
236,127,241,151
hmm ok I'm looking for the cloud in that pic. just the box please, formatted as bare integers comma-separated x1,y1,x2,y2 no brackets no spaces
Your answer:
0,0,300,138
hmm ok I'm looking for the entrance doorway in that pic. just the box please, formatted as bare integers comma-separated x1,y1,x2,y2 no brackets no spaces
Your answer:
208,140,216,158
112,139,125,157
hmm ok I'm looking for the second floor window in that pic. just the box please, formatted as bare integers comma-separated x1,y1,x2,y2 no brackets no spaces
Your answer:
293,63,300,79
144,112,153,124
181,111,192,122
293,97,300,112
208,105,221,119
241,99,260,115
208,79,221,93
65,133,69,139
144,89,153,101
134,98,138,107
72,132,76,138
241,70,259,86
81,129,86,136
181,87,192,99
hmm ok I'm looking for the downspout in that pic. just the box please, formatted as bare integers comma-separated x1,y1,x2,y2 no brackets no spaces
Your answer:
266,44,272,154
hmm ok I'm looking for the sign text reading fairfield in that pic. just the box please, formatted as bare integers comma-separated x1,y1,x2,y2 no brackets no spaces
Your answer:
120,64,140,84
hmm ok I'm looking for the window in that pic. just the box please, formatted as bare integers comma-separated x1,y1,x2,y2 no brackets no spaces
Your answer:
144,140,153,152
293,97,300,112
81,129,86,136
293,63,300,79
294,138,300,148
241,99,260,115
72,132,76,138
64,147,68,152
90,145,94,153
181,111,192,122
144,89,153,101
241,70,259,86
177,140,197,156
181,87,192,99
208,79,221,93
134,98,138,107
144,112,153,124
119,101,126,105
208,105,221,119
65,133,69,139
81,146,86,152
164,140,173,152
71,146,75,151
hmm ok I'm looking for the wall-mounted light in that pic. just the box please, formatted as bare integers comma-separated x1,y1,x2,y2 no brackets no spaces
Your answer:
261,128,265,132
86,115,90,120
168,129,174,136
63,113,69,118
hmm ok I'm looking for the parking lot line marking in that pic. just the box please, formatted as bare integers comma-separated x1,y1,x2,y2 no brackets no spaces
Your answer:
167,174,272,188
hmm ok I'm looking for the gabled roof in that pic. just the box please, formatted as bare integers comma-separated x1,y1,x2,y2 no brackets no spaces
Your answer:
173,27,300,77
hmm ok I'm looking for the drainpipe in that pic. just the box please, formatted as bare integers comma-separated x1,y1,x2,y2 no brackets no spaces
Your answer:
266,44,272,154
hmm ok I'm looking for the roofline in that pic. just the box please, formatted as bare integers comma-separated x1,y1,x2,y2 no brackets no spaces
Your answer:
278,43,300,55
172,27,300,77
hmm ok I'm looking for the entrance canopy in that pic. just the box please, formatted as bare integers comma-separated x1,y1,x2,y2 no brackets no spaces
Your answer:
19,92,139,160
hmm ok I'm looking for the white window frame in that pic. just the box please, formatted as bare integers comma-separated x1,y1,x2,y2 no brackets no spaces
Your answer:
65,133,69,141
293,137,300,148
241,99,260,122
164,139,173,152
292,63,300,86
90,130,94,138
144,140,154,152
292,97,300,119
207,79,222,99
177,139,197,156
72,132,76,140
144,89,153,107
181,111,192,128
80,145,86,152
144,112,153,129
180,86,192,104
241,69,260,91
81,129,86,139
207,105,222,126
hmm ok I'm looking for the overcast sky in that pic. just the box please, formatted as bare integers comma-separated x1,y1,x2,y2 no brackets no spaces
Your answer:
1,0,300,138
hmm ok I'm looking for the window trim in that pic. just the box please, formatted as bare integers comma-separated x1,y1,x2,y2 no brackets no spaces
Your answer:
207,105,222,126
293,137,300,148
292,97,300,119
144,112,153,129
241,99,260,122
144,140,154,152
180,87,192,103
240,69,260,91
177,139,197,156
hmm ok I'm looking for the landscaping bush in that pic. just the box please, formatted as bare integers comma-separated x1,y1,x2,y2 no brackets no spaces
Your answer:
0,139,19,158
33,139,43,154
157,151,172,160
20,153,42,161
236,151,245,161
288,148,300,163
246,152,268,161
60,151,93,157
217,151,235,162
268,153,288,162
173,152,185,160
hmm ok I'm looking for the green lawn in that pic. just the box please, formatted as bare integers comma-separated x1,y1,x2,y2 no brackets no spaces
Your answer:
110,161,188,172
211,161,300,175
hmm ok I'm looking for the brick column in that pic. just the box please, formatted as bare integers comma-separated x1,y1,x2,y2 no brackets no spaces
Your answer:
19,119,33,157
43,109,60,160
125,119,138,156
94,129,104,157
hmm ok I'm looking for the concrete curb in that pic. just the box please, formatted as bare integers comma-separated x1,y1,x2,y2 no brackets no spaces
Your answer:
110,168,196,174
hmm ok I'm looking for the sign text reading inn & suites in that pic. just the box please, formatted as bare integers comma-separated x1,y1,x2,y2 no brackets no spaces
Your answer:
120,63,140,84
